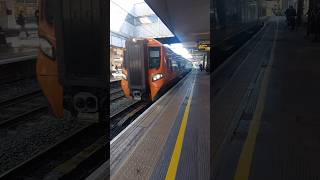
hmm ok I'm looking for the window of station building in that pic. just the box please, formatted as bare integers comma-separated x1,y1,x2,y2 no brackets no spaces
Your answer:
149,47,161,69
135,14,158,26
15,0,39,23
111,47,124,69
125,13,135,25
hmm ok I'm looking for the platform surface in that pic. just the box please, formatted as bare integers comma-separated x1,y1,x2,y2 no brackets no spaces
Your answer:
110,70,210,180
214,16,320,179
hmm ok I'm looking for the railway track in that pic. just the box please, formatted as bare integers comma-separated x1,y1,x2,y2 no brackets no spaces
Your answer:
0,83,105,179
110,90,125,102
110,80,125,102
110,100,150,140
0,57,110,179
109,81,126,105
110,88,122,95
110,80,121,89
109,80,150,139
0,78,144,179
0,56,37,85
0,122,106,180
0,89,42,107
0,90,48,128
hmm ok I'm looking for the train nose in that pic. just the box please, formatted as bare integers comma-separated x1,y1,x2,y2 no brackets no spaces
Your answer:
73,92,98,113
86,97,97,109
75,97,86,109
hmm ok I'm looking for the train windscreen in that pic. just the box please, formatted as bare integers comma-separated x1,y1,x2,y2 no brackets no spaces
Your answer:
149,47,161,69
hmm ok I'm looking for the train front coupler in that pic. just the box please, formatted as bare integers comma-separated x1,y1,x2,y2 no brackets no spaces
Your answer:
63,88,107,122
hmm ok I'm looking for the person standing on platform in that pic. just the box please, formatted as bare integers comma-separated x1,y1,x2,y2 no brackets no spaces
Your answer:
35,9,40,25
314,4,320,41
306,8,316,37
285,6,297,30
0,26,7,47
199,63,203,71
16,11,29,38
115,65,119,73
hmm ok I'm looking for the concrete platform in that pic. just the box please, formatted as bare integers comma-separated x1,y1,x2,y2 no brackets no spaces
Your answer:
108,70,210,180
0,54,37,65
0,49,37,60
214,16,320,179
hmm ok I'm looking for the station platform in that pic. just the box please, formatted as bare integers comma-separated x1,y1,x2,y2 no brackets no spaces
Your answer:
0,47,37,63
110,70,210,180
214,16,320,179
0,30,38,62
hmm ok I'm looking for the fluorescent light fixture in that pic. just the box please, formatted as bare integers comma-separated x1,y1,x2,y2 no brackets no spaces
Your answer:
139,17,152,24
165,43,193,59
110,0,134,32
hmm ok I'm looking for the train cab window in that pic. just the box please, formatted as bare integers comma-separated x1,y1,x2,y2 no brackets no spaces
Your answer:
149,47,161,69
165,49,172,71
43,0,54,25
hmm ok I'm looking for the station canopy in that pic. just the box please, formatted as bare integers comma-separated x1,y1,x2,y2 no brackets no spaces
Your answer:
110,0,193,60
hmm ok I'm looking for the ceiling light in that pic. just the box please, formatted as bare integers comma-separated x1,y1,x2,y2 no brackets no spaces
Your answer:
139,17,152,24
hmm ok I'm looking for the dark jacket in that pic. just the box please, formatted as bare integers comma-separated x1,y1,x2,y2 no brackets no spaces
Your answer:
285,8,297,17
16,14,25,26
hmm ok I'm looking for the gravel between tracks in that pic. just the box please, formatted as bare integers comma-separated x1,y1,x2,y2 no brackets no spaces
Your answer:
0,96,47,121
110,97,138,117
0,115,89,175
0,79,127,175
0,79,39,102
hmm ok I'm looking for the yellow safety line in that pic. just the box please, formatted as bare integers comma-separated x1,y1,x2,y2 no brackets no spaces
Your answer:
234,18,279,180
165,74,196,180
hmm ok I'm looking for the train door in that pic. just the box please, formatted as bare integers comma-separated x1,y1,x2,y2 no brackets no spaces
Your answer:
124,39,150,100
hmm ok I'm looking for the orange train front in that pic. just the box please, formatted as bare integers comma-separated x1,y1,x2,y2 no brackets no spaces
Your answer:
121,38,192,101
37,0,64,118
37,0,108,121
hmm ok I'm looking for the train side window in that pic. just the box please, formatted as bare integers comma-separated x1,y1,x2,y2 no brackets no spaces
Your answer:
149,47,161,69
165,55,170,70
172,60,179,71
165,48,172,71
123,49,127,69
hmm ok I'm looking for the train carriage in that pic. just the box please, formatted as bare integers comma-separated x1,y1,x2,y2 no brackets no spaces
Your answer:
121,38,192,101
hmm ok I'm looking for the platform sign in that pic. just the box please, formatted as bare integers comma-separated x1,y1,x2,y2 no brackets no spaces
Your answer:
198,40,210,51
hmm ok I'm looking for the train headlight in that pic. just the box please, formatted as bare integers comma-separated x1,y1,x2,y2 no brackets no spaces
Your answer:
152,73,163,81
39,37,54,59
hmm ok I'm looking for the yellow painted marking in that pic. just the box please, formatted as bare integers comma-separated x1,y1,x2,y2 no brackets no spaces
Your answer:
165,74,196,180
234,18,279,180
